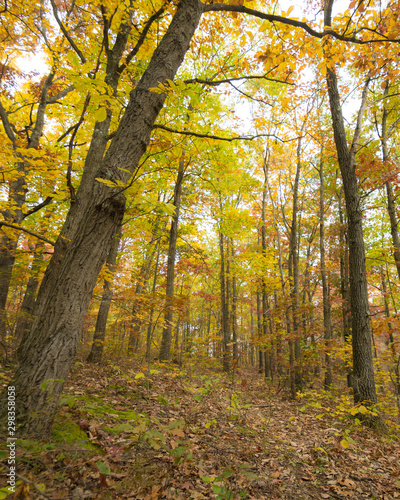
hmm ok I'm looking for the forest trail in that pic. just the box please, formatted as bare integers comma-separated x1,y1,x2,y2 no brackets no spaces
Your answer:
1,360,400,499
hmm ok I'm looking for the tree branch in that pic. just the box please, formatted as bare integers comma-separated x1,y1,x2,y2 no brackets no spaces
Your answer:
22,196,54,219
49,0,86,63
46,84,75,104
202,2,398,44
29,71,55,148
0,100,16,144
184,72,295,87
350,75,371,157
0,221,55,246
153,124,296,142
118,3,168,73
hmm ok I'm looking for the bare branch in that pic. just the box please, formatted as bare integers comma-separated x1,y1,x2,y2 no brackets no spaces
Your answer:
350,75,371,157
203,2,399,44
184,72,295,87
22,196,54,219
153,124,296,143
0,221,55,246
49,0,86,63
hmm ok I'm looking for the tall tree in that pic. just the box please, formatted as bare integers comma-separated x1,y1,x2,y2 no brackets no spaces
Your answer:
1,0,203,435
324,0,378,410
159,155,186,361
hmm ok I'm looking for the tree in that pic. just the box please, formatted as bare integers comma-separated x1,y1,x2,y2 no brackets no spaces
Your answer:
1,0,203,435
3,0,398,436
323,0,378,410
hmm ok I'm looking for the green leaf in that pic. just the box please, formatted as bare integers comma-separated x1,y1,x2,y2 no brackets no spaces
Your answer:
241,470,258,480
157,396,169,405
97,461,111,475
67,51,80,69
200,475,215,484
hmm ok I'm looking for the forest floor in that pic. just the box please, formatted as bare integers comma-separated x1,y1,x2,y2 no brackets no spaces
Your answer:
1,358,400,499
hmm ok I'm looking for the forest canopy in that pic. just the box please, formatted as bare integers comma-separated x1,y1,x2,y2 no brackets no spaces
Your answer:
0,0,400,446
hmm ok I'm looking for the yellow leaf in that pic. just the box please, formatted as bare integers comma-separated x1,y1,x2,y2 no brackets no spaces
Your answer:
94,107,107,122
135,372,145,379
340,439,349,448
95,178,116,187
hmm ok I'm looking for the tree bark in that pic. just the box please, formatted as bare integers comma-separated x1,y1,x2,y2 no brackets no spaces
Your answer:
1,0,203,435
86,228,121,363
379,81,400,283
289,138,302,392
261,151,271,379
324,38,378,406
231,240,239,367
15,243,45,361
159,157,185,361
219,230,230,371
319,161,333,388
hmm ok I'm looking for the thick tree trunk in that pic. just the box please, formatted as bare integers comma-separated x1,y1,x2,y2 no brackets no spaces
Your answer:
325,66,377,407
86,228,121,363
159,158,185,361
1,0,203,435
338,192,353,387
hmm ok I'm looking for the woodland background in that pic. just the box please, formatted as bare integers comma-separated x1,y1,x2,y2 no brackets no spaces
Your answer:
1,0,400,497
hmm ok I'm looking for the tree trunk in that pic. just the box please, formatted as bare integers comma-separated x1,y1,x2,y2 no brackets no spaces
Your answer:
290,139,302,392
86,228,121,363
231,241,239,367
379,81,400,283
319,161,333,388
261,153,271,379
146,238,162,360
256,290,263,373
159,157,185,361
15,242,45,361
0,72,58,337
219,230,230,371
325,52,378,406
1,0,203,436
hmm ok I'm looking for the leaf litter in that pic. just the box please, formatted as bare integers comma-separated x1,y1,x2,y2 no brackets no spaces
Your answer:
1,359,400,499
